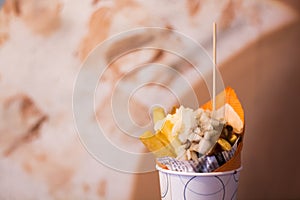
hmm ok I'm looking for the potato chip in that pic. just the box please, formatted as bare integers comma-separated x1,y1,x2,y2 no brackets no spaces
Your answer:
202,87,244,133
140,130,176,157
201,87,244,124
152,107,166,123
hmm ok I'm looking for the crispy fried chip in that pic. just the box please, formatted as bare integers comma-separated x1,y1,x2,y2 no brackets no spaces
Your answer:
201,87,244,124
152,107,166,123
140,108,181,157
140,130,176,157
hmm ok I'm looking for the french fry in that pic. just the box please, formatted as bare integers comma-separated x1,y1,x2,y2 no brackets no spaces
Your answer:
228,133,238,145
217,138,232,151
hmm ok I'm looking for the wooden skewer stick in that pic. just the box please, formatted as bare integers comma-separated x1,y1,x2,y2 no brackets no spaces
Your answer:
212,22,217,113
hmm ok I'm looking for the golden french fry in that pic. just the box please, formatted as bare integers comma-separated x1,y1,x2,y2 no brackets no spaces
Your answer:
217,138,232,151
228,133,238,145
152,107,166,123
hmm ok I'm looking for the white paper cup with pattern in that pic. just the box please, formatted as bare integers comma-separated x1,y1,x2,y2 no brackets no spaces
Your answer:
156,165,242,200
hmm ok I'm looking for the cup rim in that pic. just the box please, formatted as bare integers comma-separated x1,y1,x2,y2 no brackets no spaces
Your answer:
156,165,242,176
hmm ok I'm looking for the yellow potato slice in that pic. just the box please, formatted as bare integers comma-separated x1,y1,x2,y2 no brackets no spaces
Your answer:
217,138,232,151
161,120,181,152
160,120,173,141
152,107,166,123
140,130,176,157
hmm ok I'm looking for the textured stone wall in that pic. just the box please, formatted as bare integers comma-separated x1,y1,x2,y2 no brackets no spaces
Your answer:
0,0,298,199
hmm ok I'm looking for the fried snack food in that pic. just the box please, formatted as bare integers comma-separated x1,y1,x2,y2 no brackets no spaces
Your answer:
140,87,245,172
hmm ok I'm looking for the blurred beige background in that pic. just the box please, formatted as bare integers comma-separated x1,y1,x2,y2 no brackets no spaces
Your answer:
0,0,299,199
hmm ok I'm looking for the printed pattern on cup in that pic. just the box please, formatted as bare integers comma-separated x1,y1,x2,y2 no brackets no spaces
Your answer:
158,168,241,200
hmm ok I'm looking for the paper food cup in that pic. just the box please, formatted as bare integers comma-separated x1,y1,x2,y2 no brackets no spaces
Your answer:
156,165,242,200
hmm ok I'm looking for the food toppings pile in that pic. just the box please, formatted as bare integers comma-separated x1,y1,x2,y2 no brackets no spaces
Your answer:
140,87,245,173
